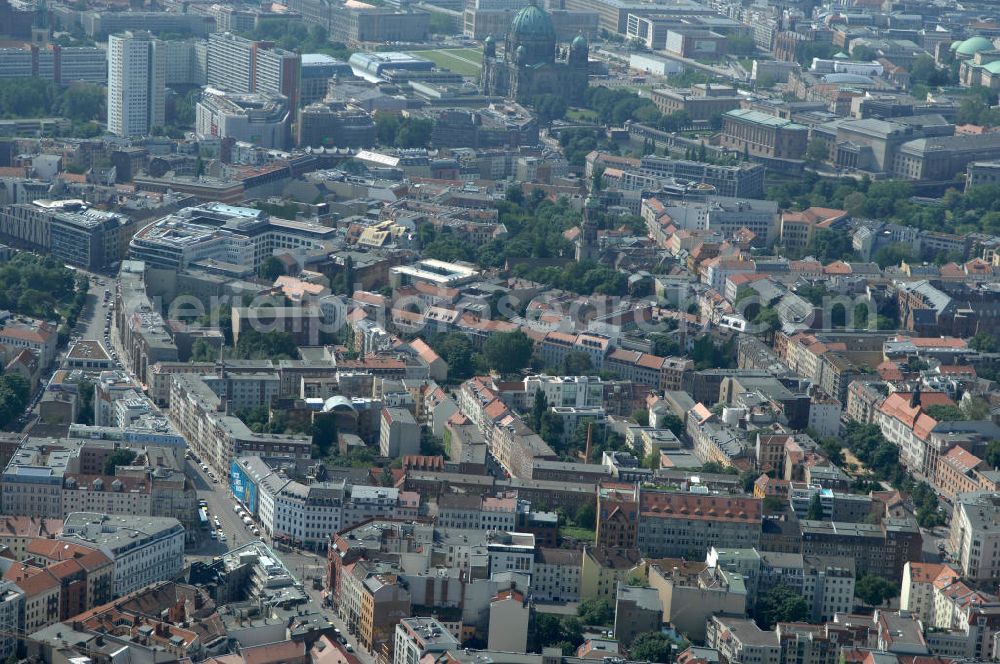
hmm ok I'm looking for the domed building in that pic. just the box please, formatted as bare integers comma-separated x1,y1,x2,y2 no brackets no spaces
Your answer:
481,0,589,104
955,36,1000,91
951,36,995,59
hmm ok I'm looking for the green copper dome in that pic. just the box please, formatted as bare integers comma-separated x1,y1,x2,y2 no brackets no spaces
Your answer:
983,60,1000,74
956,36,994,57
572,34,588,50
509,3,556,42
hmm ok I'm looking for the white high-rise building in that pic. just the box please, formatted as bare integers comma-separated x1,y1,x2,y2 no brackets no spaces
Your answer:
107,31,165,137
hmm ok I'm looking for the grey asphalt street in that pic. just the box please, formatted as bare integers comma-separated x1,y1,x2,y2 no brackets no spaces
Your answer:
185,464,373,664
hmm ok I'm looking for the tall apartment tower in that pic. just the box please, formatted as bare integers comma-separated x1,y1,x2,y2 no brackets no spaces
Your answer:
207,32,301,108
107,31,165,137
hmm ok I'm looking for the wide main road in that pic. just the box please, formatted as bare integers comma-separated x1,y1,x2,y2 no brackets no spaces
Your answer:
83,265,372,663
185,458,257,559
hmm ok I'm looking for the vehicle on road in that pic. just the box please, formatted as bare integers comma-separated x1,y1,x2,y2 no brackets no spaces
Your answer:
210,531,217,540
219,533,227,542
242,516,252,526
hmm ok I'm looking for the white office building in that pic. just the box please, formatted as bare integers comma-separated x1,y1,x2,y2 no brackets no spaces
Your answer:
107,31,165,137
59,512,185,596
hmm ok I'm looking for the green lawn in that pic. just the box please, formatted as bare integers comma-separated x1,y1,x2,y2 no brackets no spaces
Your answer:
560,525,596,542
410,47,483,77
566,107,599,122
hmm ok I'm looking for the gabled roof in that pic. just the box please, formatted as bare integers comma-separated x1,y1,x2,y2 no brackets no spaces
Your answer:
3,563,59,596
409,338,442,366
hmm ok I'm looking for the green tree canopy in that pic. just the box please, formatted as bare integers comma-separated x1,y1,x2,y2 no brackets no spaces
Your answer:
806,493,824,520
561,351,593,376
754,584,809,628
430,333,475,380
575,502,596,530
258,256,285,281
190,339,218,363
969,332,998,352
374,112,434,148
234,330,300,360
312,415,338,458
985,440,1000,468
805,138,828,164
629,632,673,662
925,404,967,422
577,598,614,626
482,331,533,375
104,449,138,475
855,574,898,606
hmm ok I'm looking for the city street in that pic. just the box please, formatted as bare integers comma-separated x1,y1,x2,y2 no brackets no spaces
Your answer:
49,264,379,664
184,458,255,560
79,275,114,346
185,461,373,664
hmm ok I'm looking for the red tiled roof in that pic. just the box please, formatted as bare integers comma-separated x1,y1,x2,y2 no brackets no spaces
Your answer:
906,562,953,584
940,446,982,473
640,492,760,522
937,365,976,377
242,640,305,664
824,260,851,275
409,338,441,366
3,563,59,596
895,336,967,349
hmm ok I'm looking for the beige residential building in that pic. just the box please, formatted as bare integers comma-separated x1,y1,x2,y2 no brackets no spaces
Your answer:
0,517,63,560
61,474,152,518
646,559,747,642
488,590,529,652
706,616,781,664
532,547,581,602
4,564,59,632
580,546,641,602
935,447,986,501
900,562,961,625
168,373,311,477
